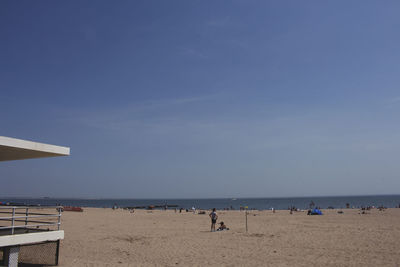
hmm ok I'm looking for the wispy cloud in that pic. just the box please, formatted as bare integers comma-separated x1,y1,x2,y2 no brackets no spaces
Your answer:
68,95,216,131
65,95,400,157
179,47,208,59
383,96,400,109
135,95,215,110
387,96,400,103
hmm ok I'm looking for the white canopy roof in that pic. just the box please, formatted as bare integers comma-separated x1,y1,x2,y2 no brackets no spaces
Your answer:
0,136,70,161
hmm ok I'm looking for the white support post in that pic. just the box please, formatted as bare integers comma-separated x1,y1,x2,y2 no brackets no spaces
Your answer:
25,208,29,227
11,208,15,235
57,208,61,230
3,246,20,267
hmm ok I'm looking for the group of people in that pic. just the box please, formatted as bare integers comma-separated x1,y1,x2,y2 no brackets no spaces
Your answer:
209,208,229,232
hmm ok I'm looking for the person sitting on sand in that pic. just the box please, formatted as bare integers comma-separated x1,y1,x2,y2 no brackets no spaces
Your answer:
217,221,229,231
209,208,218,232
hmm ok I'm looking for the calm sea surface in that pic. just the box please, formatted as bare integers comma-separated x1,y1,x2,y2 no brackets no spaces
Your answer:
1,195,400,210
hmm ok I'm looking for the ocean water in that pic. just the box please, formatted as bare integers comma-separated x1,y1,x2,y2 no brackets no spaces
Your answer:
1,195,400,210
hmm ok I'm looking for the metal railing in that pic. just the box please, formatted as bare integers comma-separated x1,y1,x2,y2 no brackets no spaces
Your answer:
0,206,62,235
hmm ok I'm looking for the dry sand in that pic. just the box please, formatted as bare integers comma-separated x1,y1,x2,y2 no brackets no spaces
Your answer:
59,208,400,266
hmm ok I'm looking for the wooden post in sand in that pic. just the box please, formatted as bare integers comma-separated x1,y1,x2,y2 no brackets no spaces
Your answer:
245,206,248,233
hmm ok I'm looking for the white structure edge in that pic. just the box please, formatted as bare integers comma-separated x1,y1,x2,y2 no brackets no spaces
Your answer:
0,230,64,247
0,136,70,155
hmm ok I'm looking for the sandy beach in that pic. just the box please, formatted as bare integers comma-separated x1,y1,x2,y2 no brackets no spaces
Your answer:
58,208,400,266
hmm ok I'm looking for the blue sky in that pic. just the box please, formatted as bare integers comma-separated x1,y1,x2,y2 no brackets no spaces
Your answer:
1,1,400,198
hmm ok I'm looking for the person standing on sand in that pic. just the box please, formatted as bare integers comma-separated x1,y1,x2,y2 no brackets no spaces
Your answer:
209,208,218,232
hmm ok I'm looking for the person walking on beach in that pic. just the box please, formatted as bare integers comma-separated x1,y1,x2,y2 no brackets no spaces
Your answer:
209,208,218,232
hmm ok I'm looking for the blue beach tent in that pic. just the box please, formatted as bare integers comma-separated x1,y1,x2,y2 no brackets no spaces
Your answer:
312,208,323,215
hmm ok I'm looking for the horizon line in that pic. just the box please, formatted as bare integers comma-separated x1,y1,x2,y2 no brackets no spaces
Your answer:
1,193,400,200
